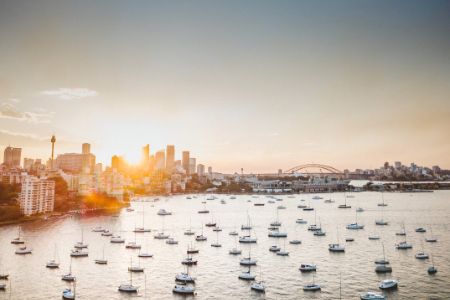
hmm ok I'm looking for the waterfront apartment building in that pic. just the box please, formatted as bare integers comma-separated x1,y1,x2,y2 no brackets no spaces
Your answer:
3,146,21,167
182,151,190,175
57,144,96,174
19,175,55,216
166,145,175,171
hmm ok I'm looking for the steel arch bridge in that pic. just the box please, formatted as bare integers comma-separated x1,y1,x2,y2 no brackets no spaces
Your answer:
285,164,343,174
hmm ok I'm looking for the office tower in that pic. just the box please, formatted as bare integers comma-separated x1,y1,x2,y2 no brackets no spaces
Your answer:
197,164,205,176
51,135,56,169
112,155,121,170
19,175,55,216
142,144,150,164
82,143,90,154
155,150,166,170
182,151,190,175
208,166,212,174
189,158,196,175
3,146,21,167
166,145,175,171
23,158,35,171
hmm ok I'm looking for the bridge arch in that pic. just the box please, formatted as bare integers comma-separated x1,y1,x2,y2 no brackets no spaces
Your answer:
285,164,343,174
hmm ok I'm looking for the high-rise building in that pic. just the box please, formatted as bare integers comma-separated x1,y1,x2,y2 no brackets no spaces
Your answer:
155,150,166,170
197,164,205,176
182,151,190,174
19,175,55,216
82,143,90,155
208,166,212,174
81,143,95,174
23,158,34,171
111,155,126,172
3,146,21,167
166,145,175,171
189,158,196,175
142,144,150,164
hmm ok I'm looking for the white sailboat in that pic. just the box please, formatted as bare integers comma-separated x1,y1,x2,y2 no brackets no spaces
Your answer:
74,228,88,249
134,203,151,233
46,244,60,268
61,257,76,282
118,266,139,293
95,245,108,264
10,226,25,244
329,227,345,252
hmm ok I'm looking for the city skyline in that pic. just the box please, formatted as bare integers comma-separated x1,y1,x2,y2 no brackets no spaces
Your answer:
1,0,450,172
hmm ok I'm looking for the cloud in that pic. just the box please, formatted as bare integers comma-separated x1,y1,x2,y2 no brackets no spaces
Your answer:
40,88,98,100
0,102,53,123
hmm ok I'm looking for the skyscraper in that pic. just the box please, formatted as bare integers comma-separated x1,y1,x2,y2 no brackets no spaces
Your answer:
166,145,175,171
3,146,21,167
142,144,150,164
182,151,190,175
189,157,196,175
82,143,90,154
155,150,166,170
197,164,205,176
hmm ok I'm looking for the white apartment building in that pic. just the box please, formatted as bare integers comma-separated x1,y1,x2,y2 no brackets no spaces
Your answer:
20,175,55,216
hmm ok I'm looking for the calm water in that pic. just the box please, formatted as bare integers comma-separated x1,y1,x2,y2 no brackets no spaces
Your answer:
1,191,449,299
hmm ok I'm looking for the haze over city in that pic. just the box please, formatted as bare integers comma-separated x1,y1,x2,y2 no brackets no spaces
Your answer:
1,0,450,172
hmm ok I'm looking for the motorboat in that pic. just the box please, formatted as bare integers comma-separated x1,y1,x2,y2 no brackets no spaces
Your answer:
157,209,172,216
378,279,398,290
415,227,426,233
428,266,437,274
268,231,287,238
375,220,388,226
328,243,345,252
313,229,326,236
166,238,179,245
415,252,429,259
92,226,105,232
239,235,257,243
338,204,351,209
184,229,195,236
299,264,317,272
138,252,153,258
296,218,307,224
61,273,76,282
303,207,314,211
128,265,144,272
375,264,392,273
133,227,151,233
62,288,75,299
46,259,59,268
15,246,32,255
396,241,412,249
303,283,321,291
110,235,125,243
269,245,280,252
172,285,195,294
70,249,88,257
229,230,238,236
360,292,386,299
212,227,222,232
195,234,207,241
346,223,364,230
175,272,195,283
345,237,354,242
250,281,265,292
154,232,170,239
95,258,108,264
229,248,242,255
205,222,216,227
276,250,289,256
289,239,301,245
369,235,380,240
118,284,138,293
126,242,141,249
101,230,113,236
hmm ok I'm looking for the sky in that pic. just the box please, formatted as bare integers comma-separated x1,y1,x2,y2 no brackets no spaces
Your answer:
0,0,449,173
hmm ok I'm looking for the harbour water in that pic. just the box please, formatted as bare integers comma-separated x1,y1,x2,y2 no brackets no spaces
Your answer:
0,191,449,299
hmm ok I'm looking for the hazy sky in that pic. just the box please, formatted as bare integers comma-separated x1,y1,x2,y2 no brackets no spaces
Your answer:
1,0,449,173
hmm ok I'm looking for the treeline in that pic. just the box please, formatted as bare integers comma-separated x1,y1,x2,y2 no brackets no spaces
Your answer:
0,182,21,222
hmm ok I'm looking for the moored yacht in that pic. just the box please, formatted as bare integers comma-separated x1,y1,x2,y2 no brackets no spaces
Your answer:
250,281,265,293
110,235,125,243
239,268,256,280
299,264,316,272
175,272,195,283
360,292,386,300
329,243,345,252
172,285,195,294
378,279,398,290
70,249,88,257
396,241,412,249
157,209,172,216
15,246,32,255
